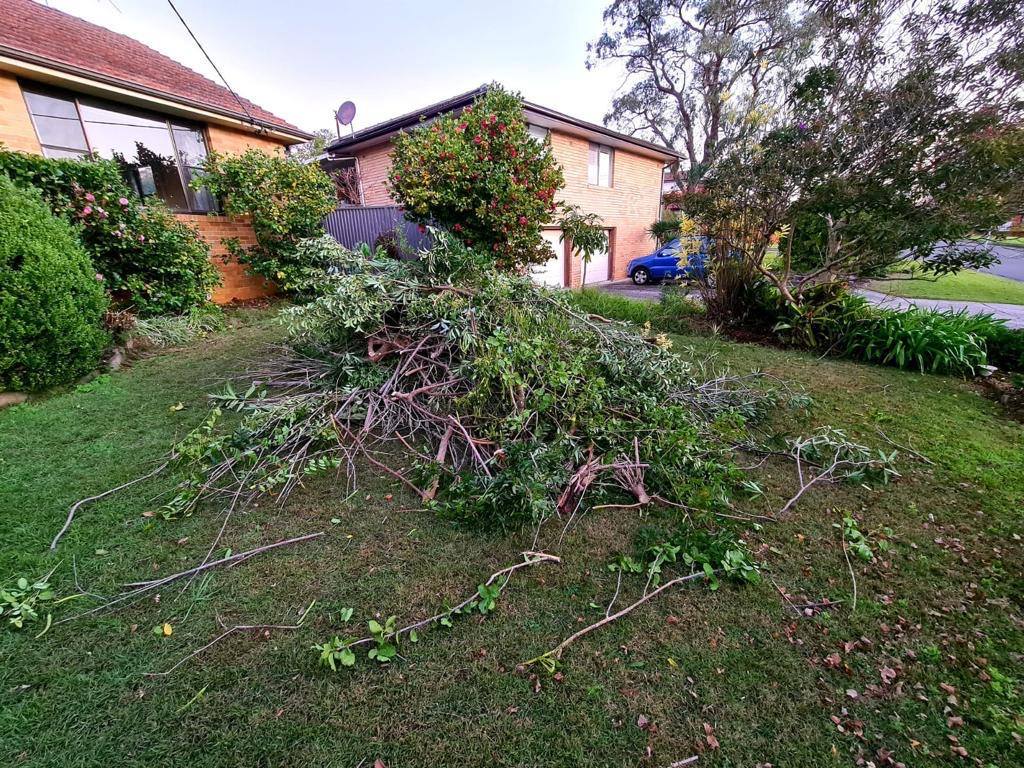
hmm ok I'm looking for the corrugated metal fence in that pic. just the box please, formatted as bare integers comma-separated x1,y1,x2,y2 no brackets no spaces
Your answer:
323,205,432,252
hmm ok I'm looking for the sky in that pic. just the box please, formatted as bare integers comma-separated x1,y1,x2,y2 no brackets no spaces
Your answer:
41,0,626,136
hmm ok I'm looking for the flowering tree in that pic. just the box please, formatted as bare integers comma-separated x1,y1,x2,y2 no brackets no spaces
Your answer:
388,85,565,270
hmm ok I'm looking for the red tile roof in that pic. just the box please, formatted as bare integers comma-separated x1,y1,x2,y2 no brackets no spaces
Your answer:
0,0,308,139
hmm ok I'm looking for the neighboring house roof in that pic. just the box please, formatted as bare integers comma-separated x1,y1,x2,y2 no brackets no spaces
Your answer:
0,0,310,141
325,85,683,162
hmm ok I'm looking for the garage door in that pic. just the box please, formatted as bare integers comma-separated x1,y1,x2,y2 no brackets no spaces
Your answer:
582,233,610,284
533,229,566,287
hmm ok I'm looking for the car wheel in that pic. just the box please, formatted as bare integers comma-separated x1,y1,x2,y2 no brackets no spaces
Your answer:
632,267,651,286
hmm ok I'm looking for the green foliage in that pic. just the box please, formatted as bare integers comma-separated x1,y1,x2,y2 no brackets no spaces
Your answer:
367,615,398,663
388,85,565,270
130,305,226,348
647,215,683,245
0,147,218,315
0,176,109,390
565,287,701,334
196,149,336,292
633,524,761,590
168,232,778,532
773,291,994,376
557,205,607,277
1,572,55,630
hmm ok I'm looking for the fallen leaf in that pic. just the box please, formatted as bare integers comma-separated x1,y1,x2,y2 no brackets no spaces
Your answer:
637,714,649,730
880,666,898,684
703,721,720,750
846,688,859,699
825,652,842,668
169,402,185,411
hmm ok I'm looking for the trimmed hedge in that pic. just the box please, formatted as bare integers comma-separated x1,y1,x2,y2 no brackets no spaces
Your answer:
0,148,218,315
0,176,109,391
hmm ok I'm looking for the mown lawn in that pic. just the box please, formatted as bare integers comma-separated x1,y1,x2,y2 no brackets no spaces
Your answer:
1,306,1021,767
866,268,1024,305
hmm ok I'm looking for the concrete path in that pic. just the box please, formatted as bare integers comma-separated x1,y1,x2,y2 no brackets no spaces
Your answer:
856,289,1024,328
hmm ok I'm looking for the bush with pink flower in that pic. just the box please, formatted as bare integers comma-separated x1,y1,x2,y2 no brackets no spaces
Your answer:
0,148,218,315
388,85,565,271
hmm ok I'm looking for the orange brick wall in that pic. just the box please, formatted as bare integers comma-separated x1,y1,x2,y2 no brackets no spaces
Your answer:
355,142,394,205
352,129,665,286
175,214,276,304
550,132,663,284
0,71,41,153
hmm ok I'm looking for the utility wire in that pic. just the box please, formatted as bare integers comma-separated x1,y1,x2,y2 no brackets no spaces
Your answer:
165,0,257,127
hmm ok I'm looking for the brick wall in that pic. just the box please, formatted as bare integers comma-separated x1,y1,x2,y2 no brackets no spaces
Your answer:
175,214,276,304
549,132,663,284
355,142,395,205
0,71,41,153
352,129,665,287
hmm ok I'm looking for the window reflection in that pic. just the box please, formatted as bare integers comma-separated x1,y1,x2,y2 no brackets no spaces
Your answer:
22,84,214,212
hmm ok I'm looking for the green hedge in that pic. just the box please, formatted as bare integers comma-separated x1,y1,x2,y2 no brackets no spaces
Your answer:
0,148,218,315
0,176,109,390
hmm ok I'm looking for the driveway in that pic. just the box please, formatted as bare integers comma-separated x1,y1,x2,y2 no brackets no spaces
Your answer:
857,289,1024,328
596,280,665,301
932,240,1024,282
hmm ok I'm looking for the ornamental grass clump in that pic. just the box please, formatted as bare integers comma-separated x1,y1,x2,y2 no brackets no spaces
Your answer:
164,233,784,532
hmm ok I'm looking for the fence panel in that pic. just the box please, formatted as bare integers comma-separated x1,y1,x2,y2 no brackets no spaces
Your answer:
323,205,431,253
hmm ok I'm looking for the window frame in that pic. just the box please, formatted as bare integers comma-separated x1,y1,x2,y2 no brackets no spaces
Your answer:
587,142,614,187
20,81,216,213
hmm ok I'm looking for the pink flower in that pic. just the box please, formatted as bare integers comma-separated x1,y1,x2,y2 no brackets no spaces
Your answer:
118,197,129,206
81,206,93,216
84,192,95,202
95,273,104,282
518,216,528,225
99,210,109,219
139,235,146,243
453,223,462,232
473,135,483,145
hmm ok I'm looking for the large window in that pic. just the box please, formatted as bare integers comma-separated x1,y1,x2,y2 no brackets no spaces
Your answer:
22,85,215,212
588,142,613,187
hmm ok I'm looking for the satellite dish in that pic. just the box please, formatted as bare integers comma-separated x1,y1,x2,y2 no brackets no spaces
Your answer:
336,101,357,126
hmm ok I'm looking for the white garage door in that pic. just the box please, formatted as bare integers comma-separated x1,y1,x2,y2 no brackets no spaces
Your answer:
582,234,610,284
533,229,566,287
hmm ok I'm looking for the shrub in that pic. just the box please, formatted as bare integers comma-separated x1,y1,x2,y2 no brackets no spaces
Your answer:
196,149,336,292
388,85,565,270
0,176,109,390
954,314,1024,373
648,215,683,245
566,287,700,334
774,292,991,375
0,147,218,315
843,306,989,375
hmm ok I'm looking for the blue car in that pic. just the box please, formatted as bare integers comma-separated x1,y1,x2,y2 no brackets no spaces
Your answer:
627,237,708,285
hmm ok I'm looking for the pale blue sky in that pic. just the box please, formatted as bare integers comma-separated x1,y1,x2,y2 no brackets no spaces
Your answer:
43,0,624,136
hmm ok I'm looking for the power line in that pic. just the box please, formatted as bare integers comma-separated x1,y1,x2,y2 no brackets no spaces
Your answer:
165,0,257,127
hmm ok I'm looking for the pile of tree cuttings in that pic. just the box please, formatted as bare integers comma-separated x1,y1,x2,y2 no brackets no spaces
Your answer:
163,233,791,535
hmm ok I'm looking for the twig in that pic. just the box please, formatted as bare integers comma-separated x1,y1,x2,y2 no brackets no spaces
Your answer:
524,570,709,665
841,532,858,614
343,552,560,650
50,462,169,550
123,532,324,588
147,600,317,677
875,427,934,465
56,532,323,624
666,758,699,768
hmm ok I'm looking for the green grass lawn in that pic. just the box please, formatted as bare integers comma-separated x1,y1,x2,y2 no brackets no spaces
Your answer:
1,307,1022,767
866,268,1024,305
972,235,1024,248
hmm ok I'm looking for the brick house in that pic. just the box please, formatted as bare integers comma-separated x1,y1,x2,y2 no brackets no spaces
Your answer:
0,0,311,302
323,86,681,287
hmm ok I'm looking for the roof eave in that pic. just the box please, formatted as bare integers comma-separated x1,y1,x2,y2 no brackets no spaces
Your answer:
325,86,682,161
0,46,312,143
